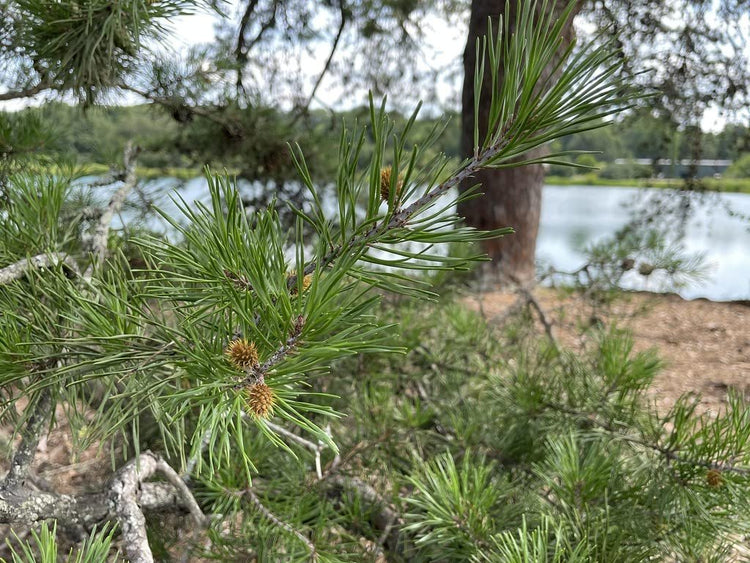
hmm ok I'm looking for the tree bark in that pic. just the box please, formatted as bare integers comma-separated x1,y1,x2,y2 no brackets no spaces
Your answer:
459,0,582,285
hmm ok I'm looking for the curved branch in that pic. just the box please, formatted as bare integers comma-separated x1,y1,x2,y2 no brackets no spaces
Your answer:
291,0,348,124
0,81,53,101
119,83,234,129
0,253,80,285
110,452,207,563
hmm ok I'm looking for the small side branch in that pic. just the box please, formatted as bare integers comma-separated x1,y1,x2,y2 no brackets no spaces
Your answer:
0,81,53,101
291,0,347,124
0,253,79,285
89,142,140,267
516,284,558,350
243,488,318,561
3,390,53,489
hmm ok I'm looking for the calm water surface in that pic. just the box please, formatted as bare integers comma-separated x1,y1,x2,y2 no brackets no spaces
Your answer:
104,178,750,302
538,185,750,301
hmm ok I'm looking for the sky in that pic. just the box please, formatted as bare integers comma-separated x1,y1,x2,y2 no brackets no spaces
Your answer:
0,3,738,132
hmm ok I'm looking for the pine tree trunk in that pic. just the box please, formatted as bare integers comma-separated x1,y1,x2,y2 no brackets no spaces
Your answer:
459,0,581,285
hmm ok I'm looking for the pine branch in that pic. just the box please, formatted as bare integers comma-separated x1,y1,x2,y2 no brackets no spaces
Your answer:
286,138,510,291
0,80,53,101
2,389,53,489
0,253,80,285
237,315,305,386
119,84,233,128
242,487,318,561
110,452,207,563
290,0,347,125
544,401,750,476
86,141,139,274
0,463,200,529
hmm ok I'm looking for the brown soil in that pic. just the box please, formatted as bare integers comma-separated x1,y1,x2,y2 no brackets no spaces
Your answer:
467,287,750,415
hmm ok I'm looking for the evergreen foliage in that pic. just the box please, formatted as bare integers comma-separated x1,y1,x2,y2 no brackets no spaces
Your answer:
1,0,749,560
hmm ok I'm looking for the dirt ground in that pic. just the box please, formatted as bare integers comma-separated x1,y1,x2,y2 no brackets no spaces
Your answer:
467,287,750,415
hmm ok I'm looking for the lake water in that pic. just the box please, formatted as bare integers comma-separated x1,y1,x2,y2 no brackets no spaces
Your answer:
101,177,750,302
537,186,750,301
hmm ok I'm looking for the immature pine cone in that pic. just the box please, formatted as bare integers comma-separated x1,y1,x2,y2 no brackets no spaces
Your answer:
380,166,403,203
246,383,275,418
225,339,259,369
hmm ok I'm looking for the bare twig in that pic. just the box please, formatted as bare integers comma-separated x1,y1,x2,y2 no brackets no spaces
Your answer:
119,84,232,129
3,389,53,489
88,141,139,271
265,421,320,452
0,81,53,101
243,488,318,561
154,457,208,527
516,284,558,350
291,0,347,125
0,253,80,285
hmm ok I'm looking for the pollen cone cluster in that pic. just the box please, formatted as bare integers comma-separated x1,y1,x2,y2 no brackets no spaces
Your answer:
225,339,259,369
706,469,723,488
289,272,312,295
245,382,275,418
380,166,403,203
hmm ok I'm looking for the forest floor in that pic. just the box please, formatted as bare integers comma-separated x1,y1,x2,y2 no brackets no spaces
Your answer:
466,287,750,416
1,287,748,558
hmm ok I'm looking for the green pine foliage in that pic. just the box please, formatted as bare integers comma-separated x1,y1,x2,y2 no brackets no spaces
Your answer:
2,0,750,560
5,522,118,562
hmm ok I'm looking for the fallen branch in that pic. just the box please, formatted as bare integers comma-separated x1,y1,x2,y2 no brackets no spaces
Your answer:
243,488,318,562
0,449,207,562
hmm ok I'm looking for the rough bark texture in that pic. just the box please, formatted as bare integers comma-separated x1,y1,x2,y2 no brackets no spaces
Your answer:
0,253,79,285
459,0,582,285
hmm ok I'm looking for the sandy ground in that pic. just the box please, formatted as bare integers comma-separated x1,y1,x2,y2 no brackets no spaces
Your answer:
467,288,750,415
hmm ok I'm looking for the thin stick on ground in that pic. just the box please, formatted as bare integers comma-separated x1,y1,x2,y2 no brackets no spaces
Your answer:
243,488,318,562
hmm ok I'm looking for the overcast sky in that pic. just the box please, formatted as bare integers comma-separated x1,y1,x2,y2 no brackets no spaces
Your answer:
0,4,735,132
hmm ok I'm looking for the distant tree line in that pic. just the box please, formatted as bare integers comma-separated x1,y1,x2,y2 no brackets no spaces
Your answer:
2,102,749,179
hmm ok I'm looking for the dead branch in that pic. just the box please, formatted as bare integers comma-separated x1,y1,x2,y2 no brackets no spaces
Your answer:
3,390,53,489
291,0,347,125
0,81,53,101
0,253,80,285
88,142,139,268
1,448,206,562
243,488,318,561
110,451,207,563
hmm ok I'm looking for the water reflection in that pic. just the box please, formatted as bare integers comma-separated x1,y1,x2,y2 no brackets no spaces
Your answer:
538,186,750,301
87,175,750,302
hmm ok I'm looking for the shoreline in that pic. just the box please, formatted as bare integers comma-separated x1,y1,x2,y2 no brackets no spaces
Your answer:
545,174,750,194
71,164,750,194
